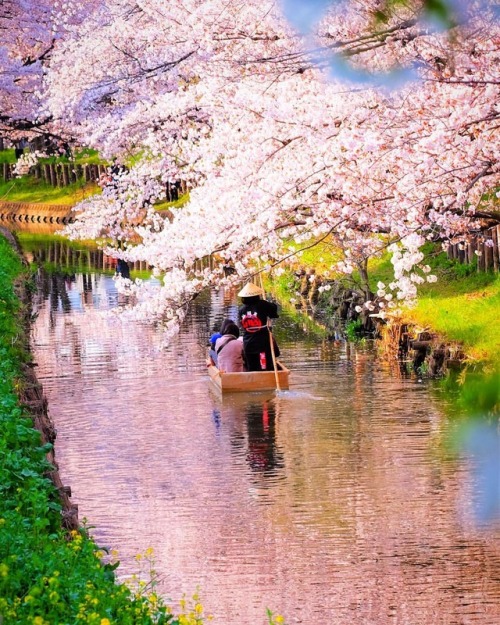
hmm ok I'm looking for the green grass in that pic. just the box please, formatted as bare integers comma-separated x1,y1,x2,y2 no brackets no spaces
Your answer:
0,149,17,164
0,176,100,205
406,272,499,364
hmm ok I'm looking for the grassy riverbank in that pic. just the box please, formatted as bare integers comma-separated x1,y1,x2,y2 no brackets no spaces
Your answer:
278,239,500,368
368,249,500,367
0,233,205,625
0,176,99,205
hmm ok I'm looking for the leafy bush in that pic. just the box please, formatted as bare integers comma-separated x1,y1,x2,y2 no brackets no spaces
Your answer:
344,318,363,342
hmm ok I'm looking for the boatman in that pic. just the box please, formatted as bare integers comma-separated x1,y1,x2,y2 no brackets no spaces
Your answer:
237,283,280,371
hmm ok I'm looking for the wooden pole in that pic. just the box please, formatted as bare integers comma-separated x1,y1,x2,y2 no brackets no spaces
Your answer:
256,267,281,391
267,321,281,392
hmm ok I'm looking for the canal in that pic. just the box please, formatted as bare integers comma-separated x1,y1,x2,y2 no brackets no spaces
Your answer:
23,236,500,625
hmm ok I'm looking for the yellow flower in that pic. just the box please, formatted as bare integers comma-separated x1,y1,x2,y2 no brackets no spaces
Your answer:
0,563,9,577
100,619,111,625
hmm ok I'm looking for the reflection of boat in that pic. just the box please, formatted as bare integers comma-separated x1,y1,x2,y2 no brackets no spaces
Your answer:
207,361,290,392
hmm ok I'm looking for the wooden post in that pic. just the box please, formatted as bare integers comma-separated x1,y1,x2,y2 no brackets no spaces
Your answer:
497,226,500,271
477,239,485,273
469,238,476,269
457,243,465,264
62,164,70,186
491,228,497,273
484,231,493,272
49,163,57,186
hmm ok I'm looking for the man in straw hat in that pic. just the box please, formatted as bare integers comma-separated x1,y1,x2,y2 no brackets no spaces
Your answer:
238,283,280,371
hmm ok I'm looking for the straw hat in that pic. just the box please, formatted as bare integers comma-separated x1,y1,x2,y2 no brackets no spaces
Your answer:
237,283,264,298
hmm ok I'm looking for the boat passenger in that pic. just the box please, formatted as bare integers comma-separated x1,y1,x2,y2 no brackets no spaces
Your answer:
209,318,234,366
214,322,245,373
237,283,280,371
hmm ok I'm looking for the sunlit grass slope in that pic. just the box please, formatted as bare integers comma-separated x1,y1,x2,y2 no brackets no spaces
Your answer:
0,176,99,205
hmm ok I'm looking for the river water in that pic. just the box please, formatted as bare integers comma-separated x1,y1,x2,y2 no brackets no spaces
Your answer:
28,252,499,625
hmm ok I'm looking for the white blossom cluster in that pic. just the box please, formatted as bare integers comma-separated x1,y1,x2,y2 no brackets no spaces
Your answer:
13,151,47,177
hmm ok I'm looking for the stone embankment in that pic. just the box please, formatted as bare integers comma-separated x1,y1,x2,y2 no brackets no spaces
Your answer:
0,201,74,229
295,268,466,377
1,226,79,530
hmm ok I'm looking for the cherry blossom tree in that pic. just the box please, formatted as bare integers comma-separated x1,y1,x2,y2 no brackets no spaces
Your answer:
0,0,95,142
7,0,499,328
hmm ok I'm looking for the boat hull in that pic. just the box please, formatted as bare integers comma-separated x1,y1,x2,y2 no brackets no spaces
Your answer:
207,362,290,392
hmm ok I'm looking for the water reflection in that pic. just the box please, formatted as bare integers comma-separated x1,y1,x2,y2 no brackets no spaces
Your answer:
212,393,285,477
23,236,149,273
27,263,500,625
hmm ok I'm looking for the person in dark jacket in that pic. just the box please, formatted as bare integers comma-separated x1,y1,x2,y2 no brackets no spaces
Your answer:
115,259,130,279
238,283,280,371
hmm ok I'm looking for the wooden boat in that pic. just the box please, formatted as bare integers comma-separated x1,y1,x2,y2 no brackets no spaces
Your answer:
207,361,290,393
